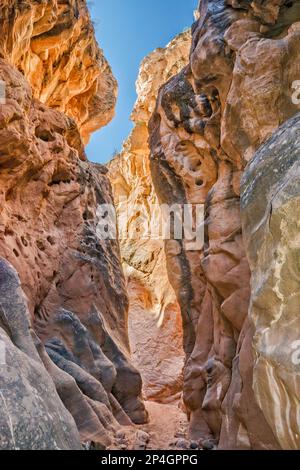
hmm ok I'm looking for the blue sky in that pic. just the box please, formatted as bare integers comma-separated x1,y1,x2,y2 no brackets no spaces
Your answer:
86,0,197,163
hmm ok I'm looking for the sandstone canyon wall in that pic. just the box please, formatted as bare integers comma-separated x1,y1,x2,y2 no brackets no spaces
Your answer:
1,0,300,452
0,0,117,144
0,0,147,450
108,32,191,403
241,114,300,450
149,0,300,449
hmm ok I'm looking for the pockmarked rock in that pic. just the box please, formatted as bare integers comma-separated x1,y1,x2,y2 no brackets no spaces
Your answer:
0,0,117,144
0,0,147,450
149,0,300,449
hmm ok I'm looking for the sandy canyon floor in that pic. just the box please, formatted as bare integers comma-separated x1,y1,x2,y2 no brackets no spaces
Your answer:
110,401,190,451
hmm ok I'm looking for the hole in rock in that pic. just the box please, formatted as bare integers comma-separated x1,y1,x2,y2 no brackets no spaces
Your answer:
47,235,55,245
21,236,28,247
195,178,203,186
13,248,19,257
4,226,14,236
48,168,72,186
35,127,55,142
36,240,46,251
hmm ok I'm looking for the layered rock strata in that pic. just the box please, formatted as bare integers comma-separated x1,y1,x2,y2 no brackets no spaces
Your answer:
108,32,191,402
0,0,146,450
1,0,300,451
0,0,117,144
0,257,81,450
149,0,300,449
241,113,300,450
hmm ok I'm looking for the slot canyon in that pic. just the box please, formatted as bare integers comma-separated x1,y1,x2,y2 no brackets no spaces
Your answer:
0,0,300,451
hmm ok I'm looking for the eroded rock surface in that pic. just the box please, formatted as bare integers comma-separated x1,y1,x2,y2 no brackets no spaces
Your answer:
0,0,146,450
0,0,117,143
108,32,191,402
1,0,300,451
241,114,300,450
149,0,300,449
0,258,81,450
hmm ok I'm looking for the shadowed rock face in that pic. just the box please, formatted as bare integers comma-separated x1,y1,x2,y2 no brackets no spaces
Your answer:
0,257,81,450
0,0,117,144
149,0,300,449
1,0,300,451
108,32,191,403
241,113,300,450
0,0,147,450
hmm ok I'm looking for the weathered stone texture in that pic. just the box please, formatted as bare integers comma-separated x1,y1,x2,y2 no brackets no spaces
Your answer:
241,114,300,450
108,32,191,403
0,0,146,450
149,0,300,449
0,0,117,144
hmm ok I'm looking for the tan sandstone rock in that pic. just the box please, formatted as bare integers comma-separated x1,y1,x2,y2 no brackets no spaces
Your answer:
0,257,82,449
0,0,147,450
108,31,191,403
149,0,300,449
241,113,300,450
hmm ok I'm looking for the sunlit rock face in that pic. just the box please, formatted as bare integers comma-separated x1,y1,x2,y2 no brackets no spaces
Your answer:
0,0,147,450
149,0,300,449
0,0,117,144
108,32,191,403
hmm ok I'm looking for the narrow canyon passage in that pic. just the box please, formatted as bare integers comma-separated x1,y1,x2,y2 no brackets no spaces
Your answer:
106,31,193,449
0,0,300,452
111,401,189,451
127,279,184,404
121,280,188,450
108,0,300,450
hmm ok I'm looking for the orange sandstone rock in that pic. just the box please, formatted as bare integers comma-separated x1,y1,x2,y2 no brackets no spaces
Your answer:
0,0,146,450
149,0,300,449
108,32,191,403
0,0,117,144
